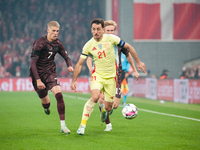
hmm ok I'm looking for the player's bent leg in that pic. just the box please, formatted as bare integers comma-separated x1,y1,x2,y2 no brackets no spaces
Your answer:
77,97,97,135
51,86,71,134
41,95,51,115
104,101,114,115
101,91,115,122
100,103,108,122
79,80,101,135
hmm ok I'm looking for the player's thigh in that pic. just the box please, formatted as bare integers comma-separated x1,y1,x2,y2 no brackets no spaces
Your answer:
51,85,62,95
104,77,116,102
46,73,60,91
91,89,101,103
104,101,113,112
90,73,103,91
31,77,48,99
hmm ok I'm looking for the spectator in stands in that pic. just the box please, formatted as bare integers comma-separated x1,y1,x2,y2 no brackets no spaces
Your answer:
20,58,29,77
160,69,169,79
195,64,200,79
180,70,189,79
0,62,12,78
0,0,101,77
60,66,69,78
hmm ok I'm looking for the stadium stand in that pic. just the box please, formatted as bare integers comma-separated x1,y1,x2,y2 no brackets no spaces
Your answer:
0,0,101,77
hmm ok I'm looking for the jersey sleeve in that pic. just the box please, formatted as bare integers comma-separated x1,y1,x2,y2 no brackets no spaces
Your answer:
80,41,90,59
30,39,45,80
109,34,125,48
30,39,45,59
58,43,72,67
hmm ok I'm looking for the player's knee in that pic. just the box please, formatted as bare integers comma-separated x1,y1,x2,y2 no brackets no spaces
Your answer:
55,92,64,103
91,95,100,103
38,90,48,99
105,105,112,112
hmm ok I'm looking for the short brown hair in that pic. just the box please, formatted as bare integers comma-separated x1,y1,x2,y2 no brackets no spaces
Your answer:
47,21,60,29
91,18,104,28
104,20,117,30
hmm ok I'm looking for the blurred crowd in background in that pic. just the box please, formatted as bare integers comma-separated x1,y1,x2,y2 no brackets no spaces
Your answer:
0,0,200,79
179,64,200,79
0,0,100,78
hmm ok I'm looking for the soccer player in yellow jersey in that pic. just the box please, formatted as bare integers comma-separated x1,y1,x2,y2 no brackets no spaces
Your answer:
87,20,140,131
70,18,146,135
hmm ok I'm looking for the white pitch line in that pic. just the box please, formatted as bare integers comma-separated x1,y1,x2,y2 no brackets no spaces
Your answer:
138,108,200,122
63,94,200,122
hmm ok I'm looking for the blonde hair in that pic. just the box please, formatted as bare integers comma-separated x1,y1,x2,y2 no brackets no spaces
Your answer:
104,20,117,30
47,21,60,29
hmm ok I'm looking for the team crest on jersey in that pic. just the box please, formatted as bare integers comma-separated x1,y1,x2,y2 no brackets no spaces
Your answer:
104,41,110,50
98,44,102,49
54,46,58,52
49,47,53,51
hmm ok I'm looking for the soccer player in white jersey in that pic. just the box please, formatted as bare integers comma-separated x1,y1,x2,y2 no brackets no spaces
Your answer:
70,18,146,135
86,20,140,131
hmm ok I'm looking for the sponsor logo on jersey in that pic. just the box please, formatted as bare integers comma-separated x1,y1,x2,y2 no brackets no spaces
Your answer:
92,47,97,51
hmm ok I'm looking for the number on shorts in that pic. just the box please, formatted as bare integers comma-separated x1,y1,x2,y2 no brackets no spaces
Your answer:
91,76,96,81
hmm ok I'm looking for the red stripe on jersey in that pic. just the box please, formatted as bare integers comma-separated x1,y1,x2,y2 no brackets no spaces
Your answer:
92,65,96,74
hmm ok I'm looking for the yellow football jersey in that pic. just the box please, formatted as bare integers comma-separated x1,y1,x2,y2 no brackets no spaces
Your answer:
81,34,121,78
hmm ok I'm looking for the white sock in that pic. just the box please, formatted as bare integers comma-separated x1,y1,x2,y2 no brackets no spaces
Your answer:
60,120,65,127
106,123,112,127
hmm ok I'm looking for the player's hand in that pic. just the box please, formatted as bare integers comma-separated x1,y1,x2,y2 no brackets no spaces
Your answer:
133,71,139,81
70,81,77,92
68,66,74,72
89,69,93,74
36,79,46,90
113,97,120,109
137,61,146,73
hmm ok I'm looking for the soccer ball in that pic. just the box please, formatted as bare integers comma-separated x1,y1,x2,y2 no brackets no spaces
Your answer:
122,103,138,119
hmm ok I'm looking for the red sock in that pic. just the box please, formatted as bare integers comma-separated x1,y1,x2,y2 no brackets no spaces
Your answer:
42,103,50,109
55,92,65,120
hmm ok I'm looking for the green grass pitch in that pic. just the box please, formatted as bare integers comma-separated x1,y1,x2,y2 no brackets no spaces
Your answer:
0,91,200,150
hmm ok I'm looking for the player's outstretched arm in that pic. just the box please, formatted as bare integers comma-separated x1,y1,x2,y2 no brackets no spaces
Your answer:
86,57,93,74
70,57,85,92
123,43,146,73
126,53,139,80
